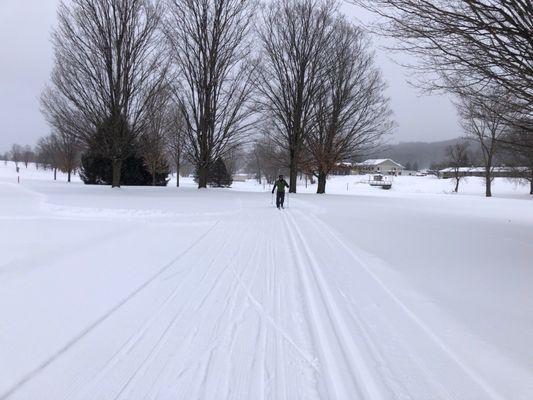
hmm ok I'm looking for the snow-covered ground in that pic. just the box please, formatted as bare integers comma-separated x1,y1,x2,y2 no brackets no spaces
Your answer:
1,162,532,400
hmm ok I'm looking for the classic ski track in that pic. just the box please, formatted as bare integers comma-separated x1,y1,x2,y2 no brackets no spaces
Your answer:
67,224,238,397
280,214,334,399
0,220,220,400
282,210,384,400
162,225,257,400
201,218,271,399
66,223,241,400
278,210,319,400
219,226,266,400
111,217,254,400
254,218,275,400
108,213,257,400
111,248,241,400
296,206,506,400
229,248,320,373
297,209,454,400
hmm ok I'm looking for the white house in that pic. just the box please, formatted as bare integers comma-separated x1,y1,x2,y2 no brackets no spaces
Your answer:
356,159,405,176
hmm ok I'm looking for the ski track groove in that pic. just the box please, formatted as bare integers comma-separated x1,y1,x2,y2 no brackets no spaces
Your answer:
118,214,256,399
109,228,245,400
65,228,237,400
188,222,254,400
300,210,453,400
80,226,235,400
0,220,220,400
222,226,269,400
229,254,319,374
282,210,385,400
183,225,255,399
295,204,506,400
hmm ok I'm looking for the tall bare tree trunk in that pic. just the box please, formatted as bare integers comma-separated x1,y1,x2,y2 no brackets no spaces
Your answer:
454,177,459,192
112,159,122,188
317,170,327,194
289,155,297,193
67,170,71,183
485,166,492,197
54,167,57,181
176,162,180,187
198,165,208,189
530,171,533,195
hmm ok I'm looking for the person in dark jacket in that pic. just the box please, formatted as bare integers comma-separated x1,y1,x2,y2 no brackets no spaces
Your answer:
272,175,289,209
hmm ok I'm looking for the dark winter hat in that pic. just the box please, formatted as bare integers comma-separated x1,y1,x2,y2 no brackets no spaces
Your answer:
279,175,284,179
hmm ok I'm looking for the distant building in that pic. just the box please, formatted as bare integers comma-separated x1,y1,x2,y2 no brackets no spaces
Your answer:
331,162,356,175
356,159,405,176
232,174,248,182
438,167,528,179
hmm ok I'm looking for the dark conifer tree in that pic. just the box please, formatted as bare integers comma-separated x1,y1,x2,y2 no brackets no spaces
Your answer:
207,158,233,188
80,128,169,186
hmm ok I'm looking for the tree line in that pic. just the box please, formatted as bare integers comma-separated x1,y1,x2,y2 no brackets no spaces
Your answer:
4,0,530,195
16,0,390,194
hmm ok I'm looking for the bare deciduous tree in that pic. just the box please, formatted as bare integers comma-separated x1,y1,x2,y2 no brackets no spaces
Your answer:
36,136,61,180
445,141,470,192
41,88,83,182
456,87,511,197
505,119,533,195
22,146,35,168
165,0,257,188
257,0,336,193
351,0,533,122
305,17,393,194
10,144,23,167
46,0,168,187
165,104,187,187
246,138,286,184
54,131,81,182
140,88,172,186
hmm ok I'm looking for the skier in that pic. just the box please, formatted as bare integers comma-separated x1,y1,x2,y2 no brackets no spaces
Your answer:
272,175,289,209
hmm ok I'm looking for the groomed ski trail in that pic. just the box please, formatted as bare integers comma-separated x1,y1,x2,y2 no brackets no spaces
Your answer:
2,188,523,400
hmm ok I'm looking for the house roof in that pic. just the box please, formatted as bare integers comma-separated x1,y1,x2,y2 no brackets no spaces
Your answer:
357,159,405,168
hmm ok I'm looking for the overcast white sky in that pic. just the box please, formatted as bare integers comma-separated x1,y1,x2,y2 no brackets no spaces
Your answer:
0,0,461,152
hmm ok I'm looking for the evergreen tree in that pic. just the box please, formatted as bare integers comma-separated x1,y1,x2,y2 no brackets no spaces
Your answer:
207,157,233,188
80,128,169,186
80,153,169,186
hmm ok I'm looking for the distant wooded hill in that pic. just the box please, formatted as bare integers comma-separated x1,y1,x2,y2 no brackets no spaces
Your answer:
371,138,467,169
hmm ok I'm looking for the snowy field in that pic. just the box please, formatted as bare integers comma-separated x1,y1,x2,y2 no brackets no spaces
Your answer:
1,162,532,400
